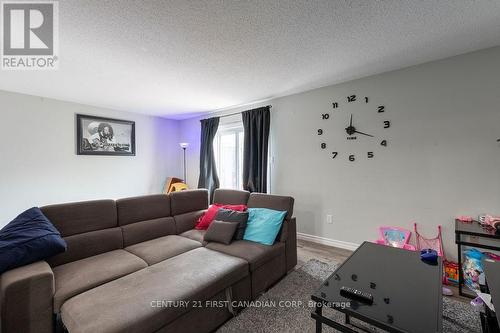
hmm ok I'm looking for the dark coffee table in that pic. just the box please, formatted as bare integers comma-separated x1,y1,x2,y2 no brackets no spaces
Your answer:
311,242,442,333
483,260,500,332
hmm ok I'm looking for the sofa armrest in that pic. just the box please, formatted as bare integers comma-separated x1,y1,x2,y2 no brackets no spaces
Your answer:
279,217,297,272
1,261,54,333
278,217,294,242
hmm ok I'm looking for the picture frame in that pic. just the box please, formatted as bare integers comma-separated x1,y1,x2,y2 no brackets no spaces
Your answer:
76,114,136,156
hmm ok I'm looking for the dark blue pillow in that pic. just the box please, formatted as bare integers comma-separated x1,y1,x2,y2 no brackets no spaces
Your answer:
0,207,67,274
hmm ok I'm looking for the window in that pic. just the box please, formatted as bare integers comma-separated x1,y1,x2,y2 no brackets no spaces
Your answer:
214,122,244,190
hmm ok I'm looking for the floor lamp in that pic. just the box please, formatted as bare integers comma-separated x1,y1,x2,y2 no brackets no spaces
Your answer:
179,143,189,183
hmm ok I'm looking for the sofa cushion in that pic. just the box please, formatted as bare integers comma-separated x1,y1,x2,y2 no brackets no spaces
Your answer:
47,228,123,267
0,207,67,274
247,193,294,220
179,229,207,245
174,210,206,234
213,189,250,205
61,248,248,333
205,240,285,271
194,204,220,230
243,208,286,246
195,204,247,230
121,217,176,247
41,200,117,237
204,220,239,245
170,189,208,215
214,208,249,240
53,249,147,312
116,195,170,226
125,235,201,265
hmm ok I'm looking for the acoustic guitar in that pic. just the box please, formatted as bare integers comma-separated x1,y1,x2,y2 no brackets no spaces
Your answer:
163,177,189,194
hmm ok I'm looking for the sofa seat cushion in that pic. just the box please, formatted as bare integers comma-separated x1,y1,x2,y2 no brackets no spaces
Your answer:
179,229,207,245
61,248,249,333
206,240,285,271
53,249,147,312
125,235,201,265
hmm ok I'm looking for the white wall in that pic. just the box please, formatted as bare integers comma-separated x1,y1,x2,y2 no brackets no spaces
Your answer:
180,47,500,259
0,91,183,226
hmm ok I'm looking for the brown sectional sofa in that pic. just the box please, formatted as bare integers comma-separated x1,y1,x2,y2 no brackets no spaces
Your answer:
0,189,296,333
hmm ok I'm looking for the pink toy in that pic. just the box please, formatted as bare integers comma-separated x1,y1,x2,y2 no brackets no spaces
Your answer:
413,223,444,257
457,216,473,223
375,226,416,251
414,223,455,295
484,215,500,231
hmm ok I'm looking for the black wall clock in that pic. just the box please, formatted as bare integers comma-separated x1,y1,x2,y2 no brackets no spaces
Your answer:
317,94,391,162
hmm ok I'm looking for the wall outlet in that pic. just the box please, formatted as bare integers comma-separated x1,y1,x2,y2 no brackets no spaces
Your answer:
326,215,333,224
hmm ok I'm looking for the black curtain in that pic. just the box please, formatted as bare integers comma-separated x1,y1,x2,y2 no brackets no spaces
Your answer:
198,117,220,201
242,106,270,193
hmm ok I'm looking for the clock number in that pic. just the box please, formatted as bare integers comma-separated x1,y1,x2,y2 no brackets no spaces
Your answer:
321,143,326,149
384,121,391,128
381,140,387,147
347,95,356,102
378,106,385,113
322,113,330,120
365,97,369,103
349,155,355,162
332,152,338,159
318,129,323,135
368,152,374,158
332,102,339,109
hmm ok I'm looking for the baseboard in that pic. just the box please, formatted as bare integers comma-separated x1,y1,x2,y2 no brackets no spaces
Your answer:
297,232,360,251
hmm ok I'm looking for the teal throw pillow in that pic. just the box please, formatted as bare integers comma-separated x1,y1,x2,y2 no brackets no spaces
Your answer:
243,208,287,246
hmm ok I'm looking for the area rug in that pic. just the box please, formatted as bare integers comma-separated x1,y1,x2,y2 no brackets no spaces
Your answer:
217,259,481,333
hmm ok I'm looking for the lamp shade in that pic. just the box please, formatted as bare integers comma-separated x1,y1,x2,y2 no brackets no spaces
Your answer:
179,142,189,149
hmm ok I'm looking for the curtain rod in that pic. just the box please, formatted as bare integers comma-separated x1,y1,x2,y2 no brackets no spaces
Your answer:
202,105,272,120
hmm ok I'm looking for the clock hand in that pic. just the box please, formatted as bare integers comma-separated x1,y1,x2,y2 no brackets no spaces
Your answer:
345,114,356,136
354,130,374,137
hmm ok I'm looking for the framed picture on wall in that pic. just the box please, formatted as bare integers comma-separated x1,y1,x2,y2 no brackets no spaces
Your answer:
76,114,136,156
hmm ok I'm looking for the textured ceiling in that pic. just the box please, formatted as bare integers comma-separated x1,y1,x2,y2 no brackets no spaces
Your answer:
1,0,500,119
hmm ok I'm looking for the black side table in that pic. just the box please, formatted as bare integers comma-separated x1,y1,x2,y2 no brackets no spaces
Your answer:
455,219,500,298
